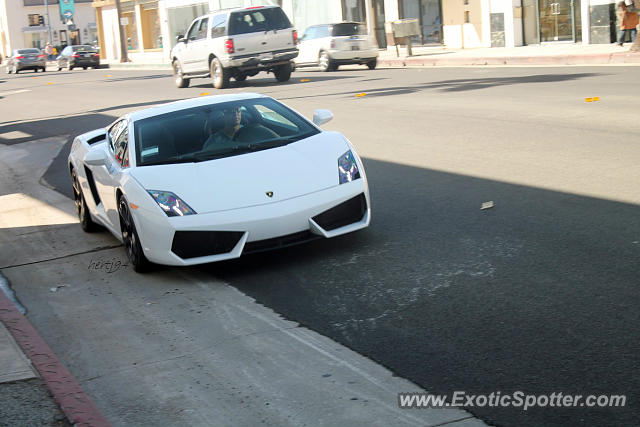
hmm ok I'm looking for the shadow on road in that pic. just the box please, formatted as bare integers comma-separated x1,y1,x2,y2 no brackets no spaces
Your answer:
281,72,605,99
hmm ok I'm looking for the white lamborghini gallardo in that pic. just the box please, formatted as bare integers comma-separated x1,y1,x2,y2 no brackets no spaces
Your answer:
68,93,370,272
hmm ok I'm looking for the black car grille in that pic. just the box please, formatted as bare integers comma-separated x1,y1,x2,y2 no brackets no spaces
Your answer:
312,193,367,231
243,230,320,255
171,231,244,259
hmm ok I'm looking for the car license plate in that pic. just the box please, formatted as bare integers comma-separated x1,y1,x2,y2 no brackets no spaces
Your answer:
351,46,359,51
259,53,273,61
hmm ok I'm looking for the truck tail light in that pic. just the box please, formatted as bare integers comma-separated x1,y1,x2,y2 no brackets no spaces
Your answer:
292,30,298,45
225,39,234,54
72,54,80,58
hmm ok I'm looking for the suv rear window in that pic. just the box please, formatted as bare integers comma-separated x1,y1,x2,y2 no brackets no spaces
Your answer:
73,45,96,52
228,7,292,35
332,23,366,37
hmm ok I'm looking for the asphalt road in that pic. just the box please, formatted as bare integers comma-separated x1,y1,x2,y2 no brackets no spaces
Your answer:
2,64,639,426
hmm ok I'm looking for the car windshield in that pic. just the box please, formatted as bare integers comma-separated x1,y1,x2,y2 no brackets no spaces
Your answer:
134,98,320,167
332,23,366,37
73,45,96,52
17,49,40,54
227,7,291,35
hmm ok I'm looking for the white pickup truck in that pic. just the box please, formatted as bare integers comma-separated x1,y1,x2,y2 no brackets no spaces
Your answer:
170,5,298,89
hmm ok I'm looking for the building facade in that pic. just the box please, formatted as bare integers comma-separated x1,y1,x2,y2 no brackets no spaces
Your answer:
0,0,97,60
88,0,634,63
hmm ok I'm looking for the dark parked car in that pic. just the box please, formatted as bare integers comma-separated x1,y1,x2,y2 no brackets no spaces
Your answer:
5,48,46,73
57,45,100,70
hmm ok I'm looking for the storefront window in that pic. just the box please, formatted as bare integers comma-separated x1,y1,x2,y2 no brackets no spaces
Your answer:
401,0,442,44
167,3,208,48
342,0,365,23
122,10,138,50
141,6,162,49
24,32,45,49
293,0,341,36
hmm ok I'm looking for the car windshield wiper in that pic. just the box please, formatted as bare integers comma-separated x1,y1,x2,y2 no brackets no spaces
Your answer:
141,156,200,166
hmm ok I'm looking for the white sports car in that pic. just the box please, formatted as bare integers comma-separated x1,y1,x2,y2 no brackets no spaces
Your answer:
68,93,370,272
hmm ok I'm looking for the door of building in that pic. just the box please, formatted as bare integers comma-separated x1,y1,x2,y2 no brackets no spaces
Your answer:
538,0,575,41
70,29,80,45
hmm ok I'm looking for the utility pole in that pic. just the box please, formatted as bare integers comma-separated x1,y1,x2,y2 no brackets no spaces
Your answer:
114,0,129,62
44,0,53,45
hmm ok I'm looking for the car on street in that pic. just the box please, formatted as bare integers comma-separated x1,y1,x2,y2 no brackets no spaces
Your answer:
68,93,370,271
57,45,100,70
5,48,46,73
295,22,378,71
170,5,298,89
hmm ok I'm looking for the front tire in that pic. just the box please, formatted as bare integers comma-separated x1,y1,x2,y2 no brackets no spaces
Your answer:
274,63,292,82
118,196,151,273
71,169,100,232
318,51,335,72
172,61,190,88
211,57,229,89
366,59,377,70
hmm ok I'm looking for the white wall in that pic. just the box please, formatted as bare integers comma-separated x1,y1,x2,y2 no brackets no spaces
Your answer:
101,6,121,61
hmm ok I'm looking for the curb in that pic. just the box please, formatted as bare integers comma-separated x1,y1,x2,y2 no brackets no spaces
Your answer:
377,52,640,67
0,276,110,427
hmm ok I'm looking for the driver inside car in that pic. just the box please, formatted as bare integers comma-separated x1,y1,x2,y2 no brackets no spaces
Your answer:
202,107,243,150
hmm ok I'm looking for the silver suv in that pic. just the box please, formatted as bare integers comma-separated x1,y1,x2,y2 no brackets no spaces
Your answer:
171,5,298,89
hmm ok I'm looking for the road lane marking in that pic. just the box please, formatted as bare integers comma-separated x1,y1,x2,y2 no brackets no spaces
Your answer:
0,89,31,97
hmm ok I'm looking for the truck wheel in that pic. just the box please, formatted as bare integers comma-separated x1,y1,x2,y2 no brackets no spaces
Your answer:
235,74,247,82
274,63,292,82
318,51,336,72
367,59,377,70
173,61,190,88
211,57,229,89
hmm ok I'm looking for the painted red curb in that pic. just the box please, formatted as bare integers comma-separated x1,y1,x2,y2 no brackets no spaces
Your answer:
0,288,110,427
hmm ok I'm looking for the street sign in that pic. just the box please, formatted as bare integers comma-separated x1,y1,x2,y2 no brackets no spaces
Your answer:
59,0,75,23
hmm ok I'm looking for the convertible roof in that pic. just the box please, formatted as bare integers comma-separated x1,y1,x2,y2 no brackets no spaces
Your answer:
128,93,267,122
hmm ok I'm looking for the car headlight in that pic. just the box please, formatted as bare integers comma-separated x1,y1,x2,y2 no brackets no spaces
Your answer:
338,150,361,184
147,190,196,217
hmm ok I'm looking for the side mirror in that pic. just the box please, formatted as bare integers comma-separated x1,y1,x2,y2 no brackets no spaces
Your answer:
176,34,185,43
313,109,333,126
84,149,107,166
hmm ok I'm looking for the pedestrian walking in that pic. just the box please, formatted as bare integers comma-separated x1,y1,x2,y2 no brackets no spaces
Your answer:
617,1,639,46
44,42,54,60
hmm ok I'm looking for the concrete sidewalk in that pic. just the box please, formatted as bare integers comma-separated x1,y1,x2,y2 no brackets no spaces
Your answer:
377,43,640,67
100,42,640,71
0,137,488,425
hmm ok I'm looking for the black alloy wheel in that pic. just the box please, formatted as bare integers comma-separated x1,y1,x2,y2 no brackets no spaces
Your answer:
118,196,151,272
71,169,99,232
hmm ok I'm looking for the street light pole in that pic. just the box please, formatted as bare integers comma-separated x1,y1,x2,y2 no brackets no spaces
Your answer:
44,0,53,45
114,0,129,62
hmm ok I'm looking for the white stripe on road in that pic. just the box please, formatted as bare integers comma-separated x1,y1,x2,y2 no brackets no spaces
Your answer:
0,89,31,97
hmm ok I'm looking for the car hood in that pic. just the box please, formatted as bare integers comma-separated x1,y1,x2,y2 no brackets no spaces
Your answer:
129,131,350,214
